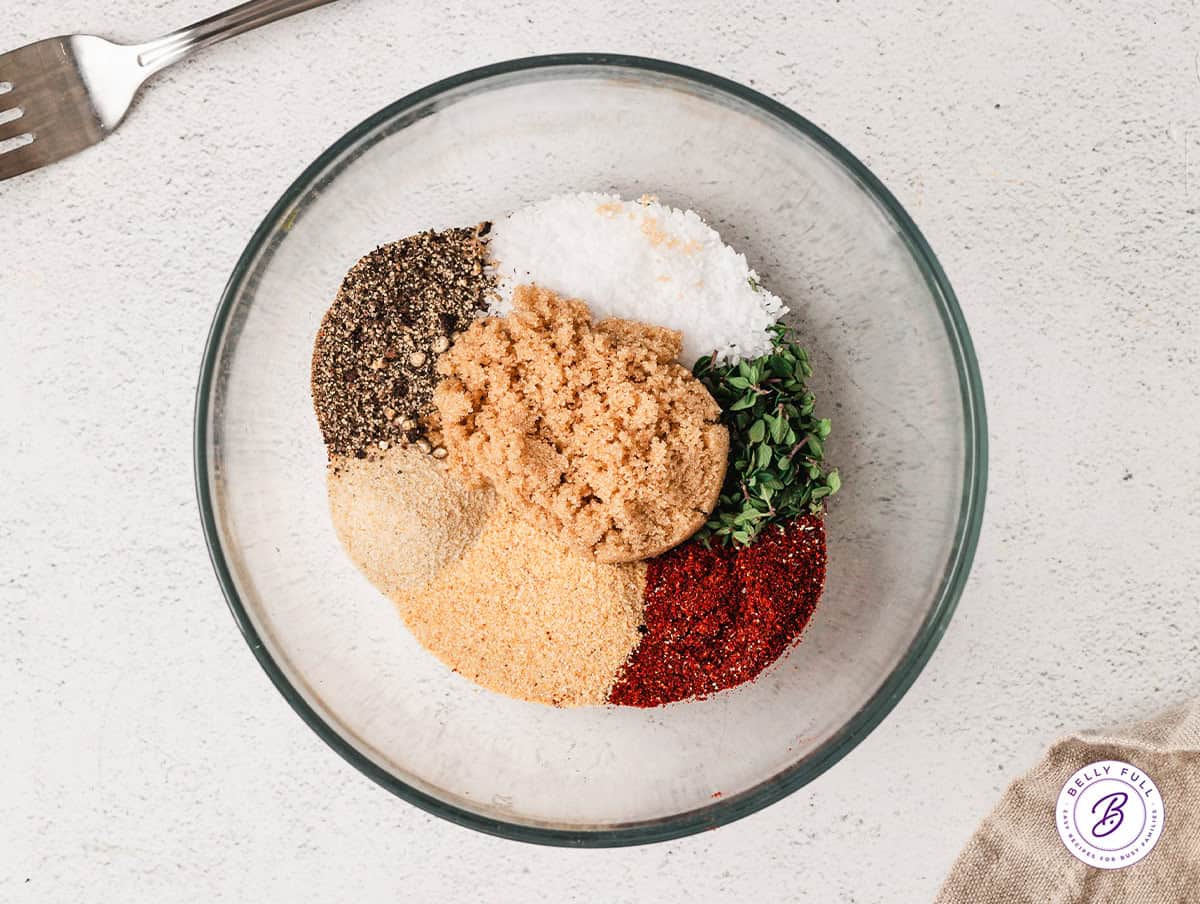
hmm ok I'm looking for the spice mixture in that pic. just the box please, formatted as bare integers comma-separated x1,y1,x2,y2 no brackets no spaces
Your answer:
608,516,827,706
390,502,646,707
435,285,729,563
312,195,837,709
327,445,494,593
311,225,493,457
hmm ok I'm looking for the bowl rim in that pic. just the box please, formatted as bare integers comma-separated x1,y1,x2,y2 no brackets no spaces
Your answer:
194,52,988,848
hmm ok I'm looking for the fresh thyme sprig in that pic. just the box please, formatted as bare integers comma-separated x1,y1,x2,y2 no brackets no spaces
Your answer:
694,324,841,547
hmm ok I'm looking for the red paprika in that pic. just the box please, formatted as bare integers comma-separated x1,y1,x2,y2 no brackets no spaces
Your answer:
608,515,827,707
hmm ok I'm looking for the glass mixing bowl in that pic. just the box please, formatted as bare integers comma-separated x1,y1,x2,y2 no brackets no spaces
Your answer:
195,55,986,845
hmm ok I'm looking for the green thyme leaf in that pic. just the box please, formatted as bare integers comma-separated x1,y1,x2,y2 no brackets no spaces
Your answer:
694,324,841,547
769,413,787,444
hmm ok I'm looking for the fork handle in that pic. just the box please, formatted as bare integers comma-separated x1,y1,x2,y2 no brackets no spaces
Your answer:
135,0,340,74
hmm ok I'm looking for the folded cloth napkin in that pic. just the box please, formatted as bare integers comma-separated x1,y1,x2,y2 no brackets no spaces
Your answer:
937,700,1200,903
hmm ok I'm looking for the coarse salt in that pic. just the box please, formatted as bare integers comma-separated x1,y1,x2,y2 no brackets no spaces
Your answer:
487,192,786,365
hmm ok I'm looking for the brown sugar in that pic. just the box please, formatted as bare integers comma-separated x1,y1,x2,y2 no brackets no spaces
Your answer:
389,503,647,707
433,285,729,563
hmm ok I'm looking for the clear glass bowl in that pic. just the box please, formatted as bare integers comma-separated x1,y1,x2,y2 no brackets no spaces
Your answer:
195,55,987,845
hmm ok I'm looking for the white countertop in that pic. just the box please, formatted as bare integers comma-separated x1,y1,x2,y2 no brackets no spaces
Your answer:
4,1,1199,900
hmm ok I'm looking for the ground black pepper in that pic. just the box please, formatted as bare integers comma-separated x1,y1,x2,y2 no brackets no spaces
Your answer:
311,225,494,456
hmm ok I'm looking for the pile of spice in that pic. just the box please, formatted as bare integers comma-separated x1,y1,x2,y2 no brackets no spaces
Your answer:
391,504,646,707
434,285,728,563
311,224,493,457
693,324,841,544
327,445,494,593
312,196,840,710
608,516,826,707
488,193,786,364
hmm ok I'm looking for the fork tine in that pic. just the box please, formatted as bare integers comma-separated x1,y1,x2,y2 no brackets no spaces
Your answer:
0,38,108,182
0,79,26,106
0,137,47,182
0,38,103,180
0,108,31,143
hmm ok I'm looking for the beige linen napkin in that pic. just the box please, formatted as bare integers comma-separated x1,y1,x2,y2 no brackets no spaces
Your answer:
937,700,1200,903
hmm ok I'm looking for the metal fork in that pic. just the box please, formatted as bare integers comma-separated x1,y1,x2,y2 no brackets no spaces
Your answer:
0,0,339,182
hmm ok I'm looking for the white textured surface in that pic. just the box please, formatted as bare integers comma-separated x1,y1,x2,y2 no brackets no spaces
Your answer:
2,1,1198,901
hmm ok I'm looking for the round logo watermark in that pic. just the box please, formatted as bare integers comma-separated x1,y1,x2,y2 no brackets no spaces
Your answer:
1056,759,1164,869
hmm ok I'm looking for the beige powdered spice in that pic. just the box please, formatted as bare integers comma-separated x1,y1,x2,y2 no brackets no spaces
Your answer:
327,445,494,593
434,285,729,564
390,503,647,707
